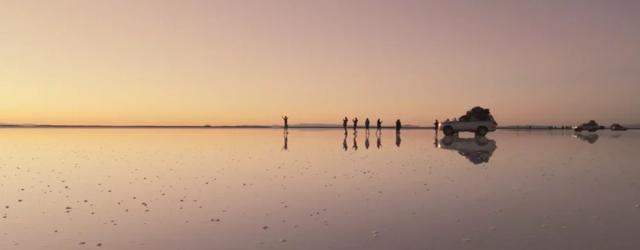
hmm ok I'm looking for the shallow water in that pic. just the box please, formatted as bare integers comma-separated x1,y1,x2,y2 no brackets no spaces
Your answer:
1,129,639,249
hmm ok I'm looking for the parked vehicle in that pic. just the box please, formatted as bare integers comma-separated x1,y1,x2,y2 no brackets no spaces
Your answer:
610,123,627,131
574,120,600,132
440,107,497,136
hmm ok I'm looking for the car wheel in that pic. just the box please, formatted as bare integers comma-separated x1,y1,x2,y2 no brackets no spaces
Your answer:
475,126,488,136
443,126,454,136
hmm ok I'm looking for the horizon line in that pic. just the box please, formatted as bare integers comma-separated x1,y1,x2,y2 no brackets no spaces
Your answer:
1,123,639,130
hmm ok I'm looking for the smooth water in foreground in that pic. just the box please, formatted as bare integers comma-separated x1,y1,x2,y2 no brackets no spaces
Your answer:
1,129,639,250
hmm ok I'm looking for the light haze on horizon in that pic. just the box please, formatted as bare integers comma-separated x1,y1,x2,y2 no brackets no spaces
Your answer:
1,0,639,126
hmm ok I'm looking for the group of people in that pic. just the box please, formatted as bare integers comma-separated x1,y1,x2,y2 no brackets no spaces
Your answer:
342,117,402,134
282,116,403,134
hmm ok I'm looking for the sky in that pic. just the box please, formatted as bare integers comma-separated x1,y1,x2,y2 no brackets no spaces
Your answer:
1,0,639,126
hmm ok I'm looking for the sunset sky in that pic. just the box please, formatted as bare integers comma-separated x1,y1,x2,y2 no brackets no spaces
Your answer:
1,0,639,126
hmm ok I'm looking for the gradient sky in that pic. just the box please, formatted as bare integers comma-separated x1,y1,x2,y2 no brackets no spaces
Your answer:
1,0,639,126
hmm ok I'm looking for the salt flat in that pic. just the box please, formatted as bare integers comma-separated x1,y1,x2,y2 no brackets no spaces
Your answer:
1,129,639,249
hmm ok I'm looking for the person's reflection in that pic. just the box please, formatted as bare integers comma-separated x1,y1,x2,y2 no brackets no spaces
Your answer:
395,133,401,147
365,133,370,149
282,131,288,151
376,133,382,149
352,132,359,150
342,133,348,151
437,135,497,165
575,133,599,144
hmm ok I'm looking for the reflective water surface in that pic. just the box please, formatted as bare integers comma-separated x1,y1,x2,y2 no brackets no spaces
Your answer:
1,129,639,249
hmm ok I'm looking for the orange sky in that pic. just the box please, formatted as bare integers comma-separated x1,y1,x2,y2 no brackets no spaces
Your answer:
1,0,639,126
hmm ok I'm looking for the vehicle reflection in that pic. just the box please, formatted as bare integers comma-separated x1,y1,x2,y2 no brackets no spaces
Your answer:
574,133,599,144
437,135,497,165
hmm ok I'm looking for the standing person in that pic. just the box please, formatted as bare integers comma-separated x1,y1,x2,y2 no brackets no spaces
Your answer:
365,118,370,133
395,119,402,134
342,117,349,134
282,116,289,131
376,119,382,132
352,117,359,132
434,119,439,131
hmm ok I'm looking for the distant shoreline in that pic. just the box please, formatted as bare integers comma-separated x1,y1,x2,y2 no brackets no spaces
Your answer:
0,125,637,130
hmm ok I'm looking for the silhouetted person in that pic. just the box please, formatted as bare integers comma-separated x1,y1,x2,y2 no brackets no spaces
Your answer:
342,117,349,133
365,133,370,149
376,119,382,133
395,119,402,134
395,132,401,147
342,133,348,151
352,117,359,132
282,132,288,151
365,118,370,133
434,119,439,131
282,116,289,131
376,134,382,149
352,133,358,150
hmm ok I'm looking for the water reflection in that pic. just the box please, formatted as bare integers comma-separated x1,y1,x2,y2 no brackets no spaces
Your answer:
364,134,370,149
282,132,289,151
575,133,599,144
437,135,497,164
342,133,348,151
376,133,382,149
352,132,358,151
395,133,401,147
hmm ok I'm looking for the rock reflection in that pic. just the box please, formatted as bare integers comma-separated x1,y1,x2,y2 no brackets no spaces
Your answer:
575,133,599,144
437,135,497,164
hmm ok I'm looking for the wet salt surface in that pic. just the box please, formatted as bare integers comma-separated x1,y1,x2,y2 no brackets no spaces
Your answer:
1,128,639,250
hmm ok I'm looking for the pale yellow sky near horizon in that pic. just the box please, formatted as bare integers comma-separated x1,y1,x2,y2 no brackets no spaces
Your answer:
1,0,639,126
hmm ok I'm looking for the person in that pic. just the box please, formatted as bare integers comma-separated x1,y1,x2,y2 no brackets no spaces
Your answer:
282,116,289,131
352,117,359,132
434,119,439,131
365,118,370,133
342,117,348,132
395,119,402,134
376,119,382,132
